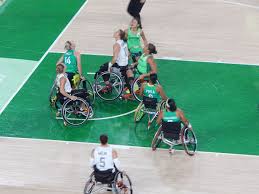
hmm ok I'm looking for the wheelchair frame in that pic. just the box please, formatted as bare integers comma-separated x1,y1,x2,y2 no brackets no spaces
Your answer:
152,124,197,155
49,75,94,126
134,99,166,129
84,170,133,194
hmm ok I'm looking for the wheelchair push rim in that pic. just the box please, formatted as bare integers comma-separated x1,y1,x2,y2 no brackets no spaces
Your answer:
114,171,133,194
49,80,58,108
151,127,162,150
95,72,123,101
134,102,145,123
131,78,145,102
181,127,197,156
62,97,90,126
84,173,96,194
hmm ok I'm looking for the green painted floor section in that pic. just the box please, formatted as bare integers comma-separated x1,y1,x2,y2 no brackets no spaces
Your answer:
0,57,37,112
0,0,85,60
0,53,258,155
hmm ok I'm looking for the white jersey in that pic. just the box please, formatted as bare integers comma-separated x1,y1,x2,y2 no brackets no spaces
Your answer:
116,40,128,67
56,73,72,93
93,146,114,171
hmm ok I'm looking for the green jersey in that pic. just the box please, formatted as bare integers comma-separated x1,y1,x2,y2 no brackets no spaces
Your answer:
64,50,77,73
143,83,161,100
137,54,151,74
127,28,143,53
162,110,180,122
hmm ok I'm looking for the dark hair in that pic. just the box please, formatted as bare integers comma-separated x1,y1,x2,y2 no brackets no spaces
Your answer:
148,43,157,54
100,134,108,145
133,17,142,29
150,73,157,84
119,29,127,42
64,41,72,50
167,98,177,112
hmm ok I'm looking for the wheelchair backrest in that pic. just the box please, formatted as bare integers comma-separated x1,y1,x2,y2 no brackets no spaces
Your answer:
162,121,182,139
143,96,158,109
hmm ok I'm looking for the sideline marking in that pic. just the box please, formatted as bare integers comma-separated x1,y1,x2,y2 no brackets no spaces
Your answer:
217,0,259,10
49,51,259,67
0,0,90,115
1,136,259,158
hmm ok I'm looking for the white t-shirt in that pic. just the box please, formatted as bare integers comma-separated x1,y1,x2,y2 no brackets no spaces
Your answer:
116,40,128,67
93,146,114,171
56,73,72,93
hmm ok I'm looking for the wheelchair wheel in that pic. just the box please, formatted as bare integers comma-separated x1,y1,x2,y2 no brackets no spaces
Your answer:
79,79,96,104
84,173,96,194
95,72,123,101
181,127,197,156
62,97,90,126
114,171,133,194
151,127,162,150
134,102,145,122
158,100,166,112
131,78,146,102
49,80,58,108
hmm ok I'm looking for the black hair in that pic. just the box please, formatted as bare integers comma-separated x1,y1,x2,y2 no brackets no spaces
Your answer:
100,134,108,145
150,73,157,84
64,41,72,50
148,43,157,54
167,98,177,112
119,29,127,42
133,17,142,29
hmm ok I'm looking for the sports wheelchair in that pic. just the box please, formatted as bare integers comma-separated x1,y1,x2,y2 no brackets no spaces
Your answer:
94,63,154,102
49,74,95,126
84,168,133,194
151,121,197,155
134,96,166,129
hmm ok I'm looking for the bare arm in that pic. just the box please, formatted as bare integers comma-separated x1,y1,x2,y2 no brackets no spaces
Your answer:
178,108,189,126
156,111,164,125
75,51,83,76
140,30,148,46
111,43,120,64
157,85,167,101
112,149,120,170
56,55,64,65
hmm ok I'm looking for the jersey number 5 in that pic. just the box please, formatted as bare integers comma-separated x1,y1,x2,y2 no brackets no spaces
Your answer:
100,157,105,168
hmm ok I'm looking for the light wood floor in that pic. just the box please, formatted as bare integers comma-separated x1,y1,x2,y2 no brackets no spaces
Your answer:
51,0,259,64
0,137,259,194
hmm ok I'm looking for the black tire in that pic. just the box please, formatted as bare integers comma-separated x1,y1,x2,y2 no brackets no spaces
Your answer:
95,72,123,101
151,127,162,150
181,127,197,156
84,173,96,194
114,171,133,194
62,97,90,126
134,102,145,123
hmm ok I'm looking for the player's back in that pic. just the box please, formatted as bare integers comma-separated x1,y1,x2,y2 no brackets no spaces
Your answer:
94,146,114,171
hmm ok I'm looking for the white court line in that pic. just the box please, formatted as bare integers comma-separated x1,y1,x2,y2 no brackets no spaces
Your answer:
56,109,136,121
216,0,259,10
0,136,258,158
49,51,259,67
0,0,90,115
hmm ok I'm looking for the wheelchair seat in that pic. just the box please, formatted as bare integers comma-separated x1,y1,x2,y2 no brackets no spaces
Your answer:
93,167,116,184
143,96,158,110
162,121,182,140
